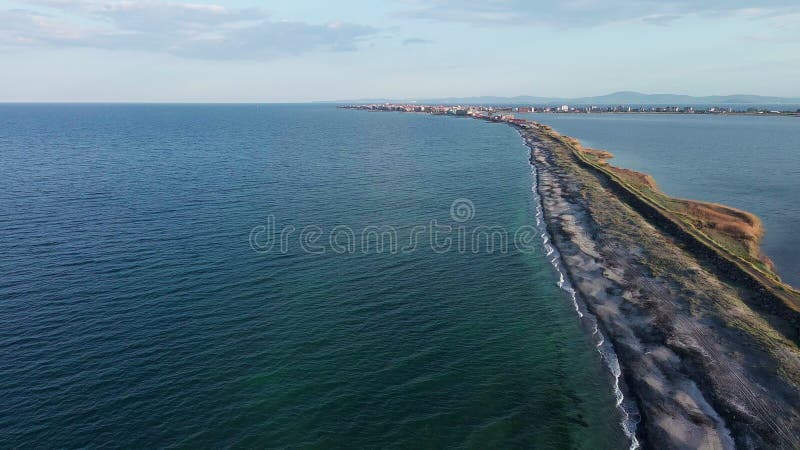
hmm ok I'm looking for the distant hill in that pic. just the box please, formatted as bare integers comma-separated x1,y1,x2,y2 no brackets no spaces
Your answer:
569,91,800,105
328,91,800,105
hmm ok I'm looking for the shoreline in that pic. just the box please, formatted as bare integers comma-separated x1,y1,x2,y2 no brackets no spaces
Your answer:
344,105,800,448
343,104,798,295
494,111,797,118
340,104,800,117
529,123,799,305
524,111,800,117
519,123,800,448
527,156,641,449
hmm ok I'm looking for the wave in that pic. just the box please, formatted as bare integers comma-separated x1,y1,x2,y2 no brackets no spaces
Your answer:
524,138,641,450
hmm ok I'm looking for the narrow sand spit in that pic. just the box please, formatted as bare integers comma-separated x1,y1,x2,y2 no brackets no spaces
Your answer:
522,125,800,449
342,105,800,448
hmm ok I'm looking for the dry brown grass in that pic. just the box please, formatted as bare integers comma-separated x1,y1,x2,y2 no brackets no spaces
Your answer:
583,147,615,161
608,166,659,191
677,200,763,242
559,127,775,274
571,143,660,191
669,199,766,264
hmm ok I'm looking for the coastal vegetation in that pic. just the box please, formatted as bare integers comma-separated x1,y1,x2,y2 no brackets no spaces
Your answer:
544,125,800,314
563,135,772,273
526,123,800,447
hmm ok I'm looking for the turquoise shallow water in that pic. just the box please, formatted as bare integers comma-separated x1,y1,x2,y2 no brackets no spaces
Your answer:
522,113,800,287
0,105,627,448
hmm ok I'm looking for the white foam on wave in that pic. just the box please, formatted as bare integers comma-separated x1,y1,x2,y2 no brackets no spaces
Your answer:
528,160,640,450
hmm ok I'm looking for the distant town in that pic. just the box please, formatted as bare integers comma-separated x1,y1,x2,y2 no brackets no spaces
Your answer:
342,103,800,117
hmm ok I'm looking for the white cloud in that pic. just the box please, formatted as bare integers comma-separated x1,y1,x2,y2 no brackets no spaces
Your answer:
402,37,433,45
0,1,377,59
394,0,800,27
743,11,800,43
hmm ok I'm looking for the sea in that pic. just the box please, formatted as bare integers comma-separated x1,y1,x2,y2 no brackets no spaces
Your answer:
0,104,630,448
522,112,800,287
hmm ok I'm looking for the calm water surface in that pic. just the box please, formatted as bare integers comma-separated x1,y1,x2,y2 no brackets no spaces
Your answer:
0,105,627,448
524,113,800,287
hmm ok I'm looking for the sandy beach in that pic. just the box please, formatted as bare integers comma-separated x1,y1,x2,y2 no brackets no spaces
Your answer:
521,123,800,448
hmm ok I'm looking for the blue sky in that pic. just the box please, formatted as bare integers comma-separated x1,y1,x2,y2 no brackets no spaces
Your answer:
1,0,799,102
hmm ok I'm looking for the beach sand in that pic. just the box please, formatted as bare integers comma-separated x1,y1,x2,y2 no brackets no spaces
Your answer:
522,124,800,449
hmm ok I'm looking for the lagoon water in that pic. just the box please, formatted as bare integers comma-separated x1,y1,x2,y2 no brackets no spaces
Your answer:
0,105,627,448
524,113,800,287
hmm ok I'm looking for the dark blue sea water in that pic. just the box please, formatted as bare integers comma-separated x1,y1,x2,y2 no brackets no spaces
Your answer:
0,105,628,448
523,113,800,287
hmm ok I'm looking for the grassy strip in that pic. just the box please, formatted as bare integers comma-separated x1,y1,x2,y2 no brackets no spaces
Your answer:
529,123,800,316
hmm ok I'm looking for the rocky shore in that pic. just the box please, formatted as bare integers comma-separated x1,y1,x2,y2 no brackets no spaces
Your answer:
521,123,800,449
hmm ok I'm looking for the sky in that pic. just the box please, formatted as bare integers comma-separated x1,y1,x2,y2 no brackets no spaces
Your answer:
1,0,799,102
